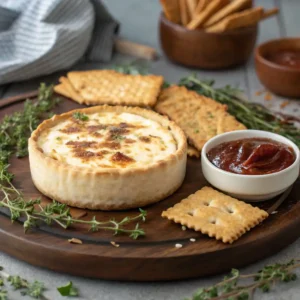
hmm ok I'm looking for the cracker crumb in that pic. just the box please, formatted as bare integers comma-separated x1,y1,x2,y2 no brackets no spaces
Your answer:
110,241,120,248
190,238,196,242
175,243,183,248
68,238,83,244
280,100,290,109
264,92,273,101
182,225,187,231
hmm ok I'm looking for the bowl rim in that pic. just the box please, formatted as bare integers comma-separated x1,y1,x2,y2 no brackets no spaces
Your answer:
201,129,300,179
255,37,300,73
160,12,258,36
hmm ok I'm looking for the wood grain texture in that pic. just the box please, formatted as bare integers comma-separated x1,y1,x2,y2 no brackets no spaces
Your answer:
0,93,300,281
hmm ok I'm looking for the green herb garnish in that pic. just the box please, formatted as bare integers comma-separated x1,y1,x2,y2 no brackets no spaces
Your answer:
72,112,89,121
0,290,7,300
0,83,60,159
0,266,45,299
57,281,78,297
0,171,146,238
112,134,125,142
185,259,300,300
114,60,149,75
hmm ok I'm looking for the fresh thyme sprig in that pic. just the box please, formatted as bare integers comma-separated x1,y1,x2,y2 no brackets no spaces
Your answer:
113,60,149,75
179,74,300,147
0,266,46,299
0,165,146,238
0,83,60,161
185,259,300,300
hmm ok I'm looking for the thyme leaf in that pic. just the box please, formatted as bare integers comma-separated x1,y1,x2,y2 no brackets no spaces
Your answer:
72,112,89,121
185,259,300,300
57,281,79,297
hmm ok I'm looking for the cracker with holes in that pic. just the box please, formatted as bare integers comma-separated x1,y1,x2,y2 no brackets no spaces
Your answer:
155,86,246,151
65,70,164,107
162,186,268,243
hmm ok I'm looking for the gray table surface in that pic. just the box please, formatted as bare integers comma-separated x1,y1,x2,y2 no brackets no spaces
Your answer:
1,0,300,299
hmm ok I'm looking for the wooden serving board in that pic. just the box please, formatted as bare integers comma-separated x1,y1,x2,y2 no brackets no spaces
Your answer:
0,93,300,281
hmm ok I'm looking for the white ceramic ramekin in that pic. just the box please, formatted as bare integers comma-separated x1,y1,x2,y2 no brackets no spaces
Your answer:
201,130,300,201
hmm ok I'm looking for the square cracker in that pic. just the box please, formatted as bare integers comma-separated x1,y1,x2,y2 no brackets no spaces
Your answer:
67,70,164,107
162,186,268,243
54,83,70,99
59,76,85,104
155,86,246,151
54,77,85,104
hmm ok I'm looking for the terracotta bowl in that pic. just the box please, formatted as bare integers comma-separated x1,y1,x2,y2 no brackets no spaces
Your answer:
255,38,300,98
159,13,258,69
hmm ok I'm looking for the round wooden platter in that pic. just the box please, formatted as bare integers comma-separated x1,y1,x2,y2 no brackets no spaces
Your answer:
0,92,300,282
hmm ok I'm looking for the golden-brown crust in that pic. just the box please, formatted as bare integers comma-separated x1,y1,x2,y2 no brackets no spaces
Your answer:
29,105,187,210
32,176,184,210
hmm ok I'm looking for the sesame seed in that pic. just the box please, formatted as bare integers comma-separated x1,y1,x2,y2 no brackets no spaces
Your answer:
175,243,183,248
271,211,278,215
190,238,196,242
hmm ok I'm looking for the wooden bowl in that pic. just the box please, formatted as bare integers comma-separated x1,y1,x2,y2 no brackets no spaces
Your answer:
255,38,300,98
159,13,258,69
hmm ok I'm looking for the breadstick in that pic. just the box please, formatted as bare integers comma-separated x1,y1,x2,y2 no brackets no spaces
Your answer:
187,0,229,30
204,0,252,27
262,7,279,20
160,0,181,24
186,0,198,17
206,6,264,33
195,0,210,14
179,0,191,26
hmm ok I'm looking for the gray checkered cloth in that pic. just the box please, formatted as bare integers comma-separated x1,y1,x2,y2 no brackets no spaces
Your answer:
0,0,119,84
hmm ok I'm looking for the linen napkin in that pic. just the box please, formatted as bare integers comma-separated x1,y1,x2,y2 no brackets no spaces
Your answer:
0,0,119,85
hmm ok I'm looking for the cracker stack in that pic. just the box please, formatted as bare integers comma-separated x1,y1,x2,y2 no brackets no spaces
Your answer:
54,70,164,107
155,86,246,151
162,186,269,243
